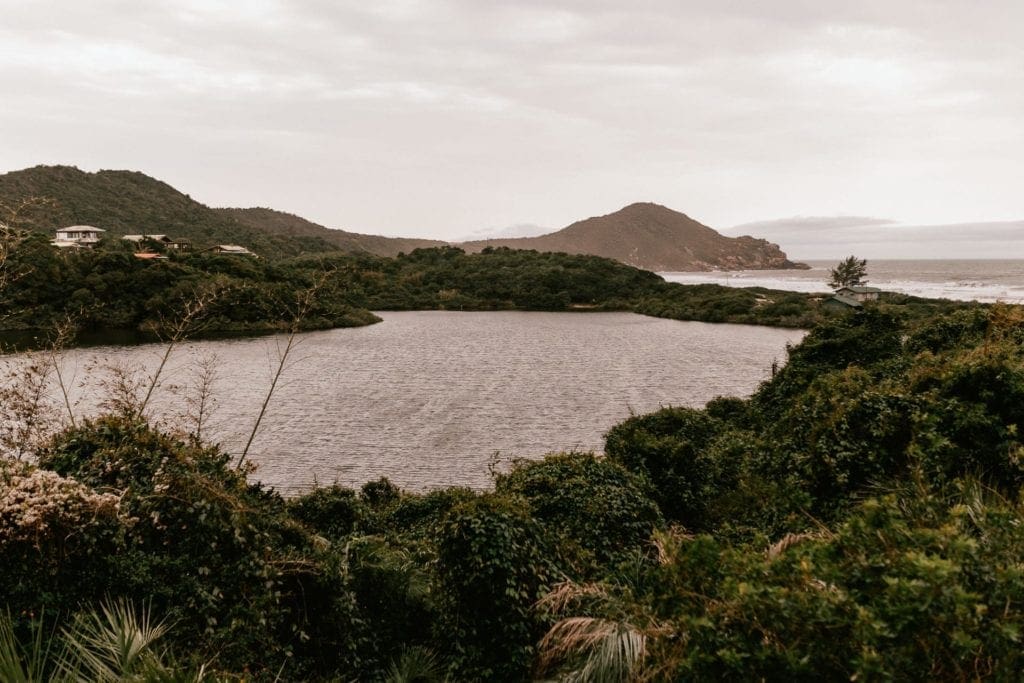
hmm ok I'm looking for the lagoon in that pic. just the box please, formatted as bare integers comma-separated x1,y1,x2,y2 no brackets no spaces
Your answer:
19,311,804,493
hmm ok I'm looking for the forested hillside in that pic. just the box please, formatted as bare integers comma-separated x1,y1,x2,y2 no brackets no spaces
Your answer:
218,207,444,256
0,231,977,345
2,167,809,271
0,165,440,259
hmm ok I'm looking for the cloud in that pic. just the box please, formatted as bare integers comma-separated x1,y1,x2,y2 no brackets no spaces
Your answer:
727,217,1024,259
0,1,1021,239
730,216,897,234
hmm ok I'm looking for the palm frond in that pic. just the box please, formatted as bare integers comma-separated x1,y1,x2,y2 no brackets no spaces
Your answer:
539,616,646,683
383,645,445,683
536,581,609,615
765,531,823,560
59,599,171,682
0,610,64,683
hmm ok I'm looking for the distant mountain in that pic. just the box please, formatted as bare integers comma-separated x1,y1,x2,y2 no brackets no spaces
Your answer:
460,202,807,271
217,207,444,257
0,165,442,259
725,216,1024,259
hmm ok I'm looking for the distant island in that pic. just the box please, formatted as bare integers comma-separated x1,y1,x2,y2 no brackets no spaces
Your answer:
462,201,809,272
0,165,805,272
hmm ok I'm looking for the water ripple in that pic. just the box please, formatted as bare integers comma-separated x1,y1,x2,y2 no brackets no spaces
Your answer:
38,312,804,493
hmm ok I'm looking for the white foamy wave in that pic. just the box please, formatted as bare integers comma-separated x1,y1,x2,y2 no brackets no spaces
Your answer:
660,272,1024,304
660,273,830,294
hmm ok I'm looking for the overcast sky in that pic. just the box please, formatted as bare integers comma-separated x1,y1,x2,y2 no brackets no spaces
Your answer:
1,1,1022,242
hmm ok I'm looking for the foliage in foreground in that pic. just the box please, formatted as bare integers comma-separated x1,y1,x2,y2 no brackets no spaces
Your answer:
3,305,1024,679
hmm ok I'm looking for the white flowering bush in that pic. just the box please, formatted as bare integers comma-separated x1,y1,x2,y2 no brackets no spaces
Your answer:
0,460,121,548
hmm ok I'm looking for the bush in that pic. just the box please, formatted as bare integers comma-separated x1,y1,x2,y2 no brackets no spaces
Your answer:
644,483,1024,681
495,452,663,573
288,484,363,540
605,407,726,528
433,494,554,681
35,416,315,674
0,460,125,611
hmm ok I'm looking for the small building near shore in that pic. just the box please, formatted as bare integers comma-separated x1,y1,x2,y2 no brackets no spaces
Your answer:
822,294,864,313
52,225,105,248
835,285,882,302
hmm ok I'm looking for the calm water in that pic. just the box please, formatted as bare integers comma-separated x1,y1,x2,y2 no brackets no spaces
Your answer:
17,312,803,493
662,259,1024,303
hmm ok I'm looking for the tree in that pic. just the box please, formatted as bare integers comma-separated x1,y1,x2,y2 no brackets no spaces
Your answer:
828,255,868,289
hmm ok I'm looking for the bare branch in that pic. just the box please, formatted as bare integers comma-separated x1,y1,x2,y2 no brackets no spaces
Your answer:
137,278,230,416
236,268,334,468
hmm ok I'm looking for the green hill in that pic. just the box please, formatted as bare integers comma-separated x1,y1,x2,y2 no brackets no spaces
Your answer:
0,165,441,259
216,207,444,257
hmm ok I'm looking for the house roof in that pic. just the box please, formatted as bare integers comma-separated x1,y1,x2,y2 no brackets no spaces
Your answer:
123,234,170,242
837,285,882,294
58,225,105,233
827,294,864,308
216,244,254,253
132,252,168,260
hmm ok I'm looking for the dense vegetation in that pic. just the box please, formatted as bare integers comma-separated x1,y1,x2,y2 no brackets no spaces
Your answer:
4,286,1024,679
0,230,981,346
0,166,345,258
0,233,379,338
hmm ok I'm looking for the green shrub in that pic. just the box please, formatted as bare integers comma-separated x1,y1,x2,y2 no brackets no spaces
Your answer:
35,416,314,674
605,407,726,528
495,452,663,573
288,484,363,540
382,486,479,536
433,494,554,681
644,483,1024,681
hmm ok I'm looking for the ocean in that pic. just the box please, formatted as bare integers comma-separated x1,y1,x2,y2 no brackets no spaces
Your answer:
660,260,1024,304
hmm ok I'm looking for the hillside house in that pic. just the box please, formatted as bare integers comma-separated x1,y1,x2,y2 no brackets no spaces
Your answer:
123,234,192,251
835,285,882,302
52,225,105,248
207,244,256,256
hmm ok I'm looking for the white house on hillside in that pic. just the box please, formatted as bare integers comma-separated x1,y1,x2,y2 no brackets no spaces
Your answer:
123,234,192,251
52,226,105,248
208,244,256,256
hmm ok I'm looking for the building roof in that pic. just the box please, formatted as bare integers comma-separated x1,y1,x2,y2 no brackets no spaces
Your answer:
836,285,882,294
827,294,864,308
216,244,254,254
123,234,170,242
58,225,105,233
132,252,168,260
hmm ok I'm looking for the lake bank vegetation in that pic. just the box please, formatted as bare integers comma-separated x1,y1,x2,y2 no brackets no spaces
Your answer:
4,286,1024,678
0,230,980,349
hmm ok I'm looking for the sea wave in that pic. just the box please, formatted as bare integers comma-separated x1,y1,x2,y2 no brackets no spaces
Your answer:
660,272,1024,304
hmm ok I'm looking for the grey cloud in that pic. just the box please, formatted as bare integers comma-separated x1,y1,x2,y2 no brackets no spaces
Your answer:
0,1,1021,239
